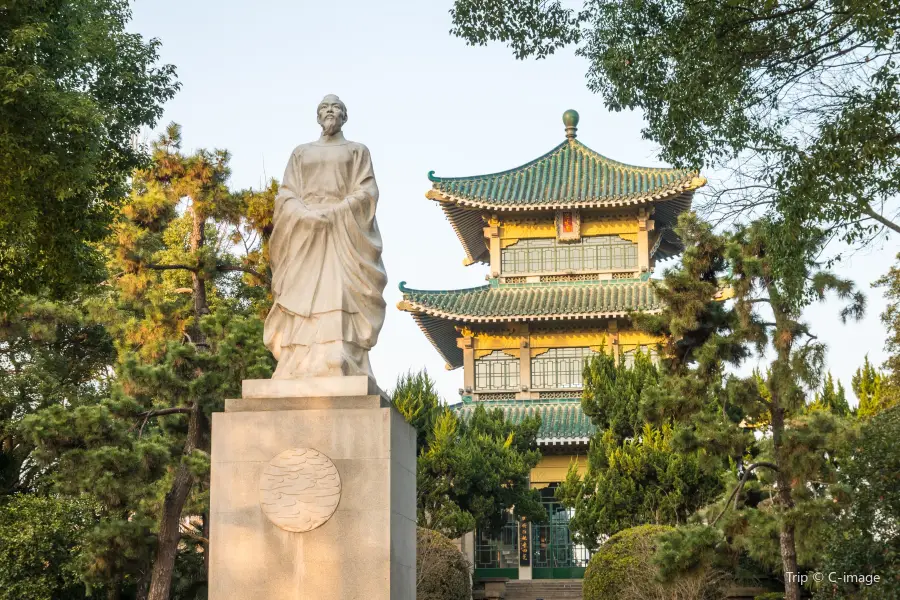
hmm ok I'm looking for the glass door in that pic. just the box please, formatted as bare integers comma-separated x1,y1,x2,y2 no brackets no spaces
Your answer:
531,485,590,579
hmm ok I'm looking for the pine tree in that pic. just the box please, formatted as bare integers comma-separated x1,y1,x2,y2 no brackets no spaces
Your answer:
23,125,275,600
0,298,115,495
630,214,862,600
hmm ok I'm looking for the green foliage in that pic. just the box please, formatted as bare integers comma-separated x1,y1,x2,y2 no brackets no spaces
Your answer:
610,213,859,599
584,524,726,600
391,370,442,453
559,421,722,550
852,356,894,417
807,372,850,416
17,126,274,598
815,406,900,599
0,0,178,308
0,494,101,600
581,348,660,441
0,297,115,494
450,0,900,258
396,380,546,539
416,527,471,600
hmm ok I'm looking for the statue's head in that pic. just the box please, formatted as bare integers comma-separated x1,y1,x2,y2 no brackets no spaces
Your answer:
317,94,347,136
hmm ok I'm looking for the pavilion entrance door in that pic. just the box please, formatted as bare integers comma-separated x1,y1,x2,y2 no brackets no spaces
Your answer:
531,485,589,579
473,511,519,581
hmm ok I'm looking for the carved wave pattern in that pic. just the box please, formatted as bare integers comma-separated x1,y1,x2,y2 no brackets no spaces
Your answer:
259,448,342,532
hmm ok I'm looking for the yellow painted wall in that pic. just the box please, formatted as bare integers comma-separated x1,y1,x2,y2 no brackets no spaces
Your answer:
531,454,588,488
499,215,640,243
468,328,664,354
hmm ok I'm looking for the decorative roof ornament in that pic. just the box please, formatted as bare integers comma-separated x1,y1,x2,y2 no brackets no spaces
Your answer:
423,109,706,264
563,109,579,140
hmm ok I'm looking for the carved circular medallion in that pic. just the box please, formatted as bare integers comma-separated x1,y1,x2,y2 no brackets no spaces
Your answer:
259,448,341,532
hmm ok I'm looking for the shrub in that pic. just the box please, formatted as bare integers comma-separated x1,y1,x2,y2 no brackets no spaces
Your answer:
0,494,97,600
584,524,726,600
815,405,900,599
417,527,471,600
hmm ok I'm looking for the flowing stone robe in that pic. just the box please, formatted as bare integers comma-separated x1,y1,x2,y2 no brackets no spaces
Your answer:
264,140,387,378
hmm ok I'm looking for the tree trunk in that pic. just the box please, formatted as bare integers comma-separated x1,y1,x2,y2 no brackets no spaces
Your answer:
146,404,203,600
771,404,800,600
106,580,122,600
767,283,802,600
135,567,151,600
188,206,208,348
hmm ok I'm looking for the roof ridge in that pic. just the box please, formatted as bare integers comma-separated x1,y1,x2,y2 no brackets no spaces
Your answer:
398,280,491,294
428,140,569,183
569,139,696,175
428,139,696,183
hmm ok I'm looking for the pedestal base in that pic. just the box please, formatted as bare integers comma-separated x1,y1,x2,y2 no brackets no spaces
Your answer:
209,378,416,600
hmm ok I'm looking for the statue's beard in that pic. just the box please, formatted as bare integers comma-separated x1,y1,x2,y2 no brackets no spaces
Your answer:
321,117,342,136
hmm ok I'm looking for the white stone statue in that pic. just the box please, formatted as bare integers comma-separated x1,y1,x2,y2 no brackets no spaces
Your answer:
264,94,387,379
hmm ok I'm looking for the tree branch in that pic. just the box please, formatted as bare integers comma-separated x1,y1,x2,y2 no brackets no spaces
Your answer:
861,205,900,235
180,526,209,545
215,264,270,283
712,461,780,526
137,407,194,418
145,263,198,273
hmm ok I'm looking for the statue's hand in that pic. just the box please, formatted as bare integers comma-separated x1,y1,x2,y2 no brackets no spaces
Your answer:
305,208,330,227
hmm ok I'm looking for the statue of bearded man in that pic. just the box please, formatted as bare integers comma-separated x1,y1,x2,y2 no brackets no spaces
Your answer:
264,94,387,379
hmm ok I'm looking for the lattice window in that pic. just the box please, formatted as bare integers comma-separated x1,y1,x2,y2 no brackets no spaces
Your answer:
531,347,596,390
478,392,517,401
502,276,526,284
621,346,660,367
501,235,638,275
539,273,598,283
475,350,520,391
612,271,636,279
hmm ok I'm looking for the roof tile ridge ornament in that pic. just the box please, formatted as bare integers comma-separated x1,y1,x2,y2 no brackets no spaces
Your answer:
563,109,579,140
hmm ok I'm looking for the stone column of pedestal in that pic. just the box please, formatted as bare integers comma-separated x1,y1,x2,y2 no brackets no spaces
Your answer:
208,376,417,600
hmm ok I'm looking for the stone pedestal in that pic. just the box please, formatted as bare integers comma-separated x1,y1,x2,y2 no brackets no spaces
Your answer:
209,376,417,600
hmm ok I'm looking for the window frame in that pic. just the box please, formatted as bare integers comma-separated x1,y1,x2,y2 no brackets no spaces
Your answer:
530,347,597,391
474,350,521,392
500,235,639,277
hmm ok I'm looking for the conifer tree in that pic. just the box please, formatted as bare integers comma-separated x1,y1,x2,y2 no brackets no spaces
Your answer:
558,350,722,550
0,298,115,495
23,125,275,600
808,372,851,416
852,356,895,417
630,214,862,600
392,371,546,539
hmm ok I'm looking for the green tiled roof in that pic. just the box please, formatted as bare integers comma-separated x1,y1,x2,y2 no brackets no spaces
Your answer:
450,398,595,445
398,278,662,368
399,278,661,321
428,139,704,209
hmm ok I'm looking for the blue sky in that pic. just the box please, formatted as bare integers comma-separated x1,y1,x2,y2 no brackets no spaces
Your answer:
129,0,896,404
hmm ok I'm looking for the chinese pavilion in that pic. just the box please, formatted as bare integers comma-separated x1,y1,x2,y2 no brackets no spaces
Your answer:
397,110,705,583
